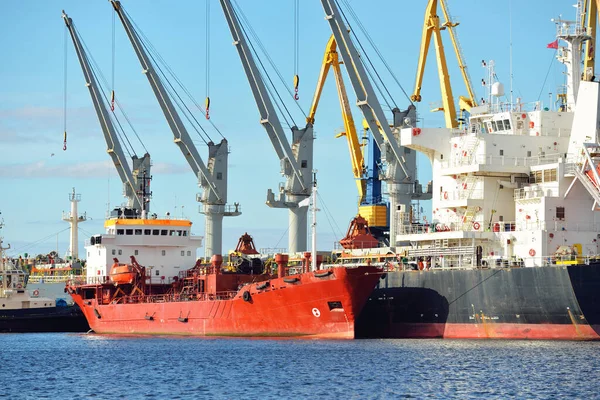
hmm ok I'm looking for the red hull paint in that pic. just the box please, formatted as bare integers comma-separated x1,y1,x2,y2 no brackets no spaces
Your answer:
70,266,381,339
389,323,600,340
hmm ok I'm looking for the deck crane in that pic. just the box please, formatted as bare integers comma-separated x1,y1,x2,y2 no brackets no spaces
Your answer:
62,11,151,217
583,0,600,81
220,0,313,253
319,0,417,245
111,1,240,258
411,0,477,128
307,35,388,240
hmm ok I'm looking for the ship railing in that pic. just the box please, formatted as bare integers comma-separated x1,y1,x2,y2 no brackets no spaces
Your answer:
513,187,560,200
444,153,564,169
440,189,484,201
27,275,75,284
142,291,238,304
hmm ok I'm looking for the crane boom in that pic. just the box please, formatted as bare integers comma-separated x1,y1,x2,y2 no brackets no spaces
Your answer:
219,0,308,191
111,1,240,258
439,0,477,111
319,0,409,181
62,11,148,214
583,0,600,80
308,35,366,204
111,1,224,204
220,0,313,253
411,0,457,129
320,0,417,246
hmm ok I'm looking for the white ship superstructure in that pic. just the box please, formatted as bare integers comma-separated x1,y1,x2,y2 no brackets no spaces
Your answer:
396,11,600,268
85,214,203,284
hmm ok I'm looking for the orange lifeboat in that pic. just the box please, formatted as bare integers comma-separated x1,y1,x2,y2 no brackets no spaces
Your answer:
109,258,138,285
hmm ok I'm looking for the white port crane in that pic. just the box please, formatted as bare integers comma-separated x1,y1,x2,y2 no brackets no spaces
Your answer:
319,0,416,244
111,1,240,258
220,0,313,253
62,11,151,216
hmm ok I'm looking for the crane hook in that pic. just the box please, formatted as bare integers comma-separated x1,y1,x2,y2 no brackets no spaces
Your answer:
63,131,67,151
293,74,300,101
205,96,211,120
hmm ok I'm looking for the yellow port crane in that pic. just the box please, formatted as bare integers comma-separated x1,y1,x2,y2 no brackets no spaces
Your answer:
307,35,367,205
583,0,600,81
411,0,477,128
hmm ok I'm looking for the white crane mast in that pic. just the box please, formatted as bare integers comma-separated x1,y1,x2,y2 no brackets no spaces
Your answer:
111,1,240,258
62,11,150,215
319,0,415,244
220,0,314,253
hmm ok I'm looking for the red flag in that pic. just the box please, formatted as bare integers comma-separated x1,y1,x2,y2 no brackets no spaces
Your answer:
547,39,559,49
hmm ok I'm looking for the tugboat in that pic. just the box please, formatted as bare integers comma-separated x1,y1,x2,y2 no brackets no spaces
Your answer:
0,218,89,333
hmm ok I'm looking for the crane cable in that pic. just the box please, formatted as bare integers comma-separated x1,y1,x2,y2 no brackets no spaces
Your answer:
293,0,300,101
338,0,413,107
124,7,223,142
233,0,307,120
111,10,116,112
205,0,211,120
63,24,68,151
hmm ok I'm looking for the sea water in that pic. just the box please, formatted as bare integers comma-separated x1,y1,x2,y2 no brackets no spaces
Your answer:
1,334,598,399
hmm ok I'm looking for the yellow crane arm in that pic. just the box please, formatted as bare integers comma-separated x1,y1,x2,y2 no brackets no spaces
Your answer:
308,35,366,204
583,0,599,81
411,0,458,129
439,0,477,111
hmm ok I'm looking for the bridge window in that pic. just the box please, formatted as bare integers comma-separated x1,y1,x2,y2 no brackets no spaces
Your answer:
117,229,124,235
161,230,168,236
543,169,557,182
152,229,159,236
301,160,307,168
527,151,532,157
135,229,142,235
183,231,188,237
118,250,122,255
181,251,185,256
144,229,151,235
556,207,565,220
187,251,191,256
112,249,116,255
126,229,133,235
134,250,139,256
496,120,505,131
217,172,223,180
503,119,511,130
162,250,166,256
499,150,504,156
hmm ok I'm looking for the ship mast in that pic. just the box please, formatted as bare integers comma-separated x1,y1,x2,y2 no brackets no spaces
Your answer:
311,171,318,272
61,188,86,261
555,0,591,110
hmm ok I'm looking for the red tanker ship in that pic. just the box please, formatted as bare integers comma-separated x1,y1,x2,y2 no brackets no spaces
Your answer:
66,249,381,339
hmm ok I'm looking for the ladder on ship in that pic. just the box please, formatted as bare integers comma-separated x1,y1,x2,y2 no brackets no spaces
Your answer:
566,143,600,208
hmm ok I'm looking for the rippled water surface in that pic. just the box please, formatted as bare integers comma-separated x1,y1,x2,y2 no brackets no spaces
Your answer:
2,334,599,399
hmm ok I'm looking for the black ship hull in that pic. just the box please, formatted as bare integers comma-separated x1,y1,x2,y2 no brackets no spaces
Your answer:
356,263,600,339
0,304,90,333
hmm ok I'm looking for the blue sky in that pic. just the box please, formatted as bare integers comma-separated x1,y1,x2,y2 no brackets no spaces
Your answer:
0,0,574,258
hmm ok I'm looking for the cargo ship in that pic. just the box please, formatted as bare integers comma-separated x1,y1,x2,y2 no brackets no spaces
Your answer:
0,220,89,333
66,218,381,338
326,4,600,340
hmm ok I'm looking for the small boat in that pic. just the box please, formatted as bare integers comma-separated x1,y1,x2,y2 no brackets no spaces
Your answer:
0,219,89,333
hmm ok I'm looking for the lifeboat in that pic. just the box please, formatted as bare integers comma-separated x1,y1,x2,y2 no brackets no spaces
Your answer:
109,258,138,285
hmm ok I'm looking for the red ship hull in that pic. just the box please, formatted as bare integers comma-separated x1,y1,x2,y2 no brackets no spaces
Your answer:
377,323,600,340
69,266,381,339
